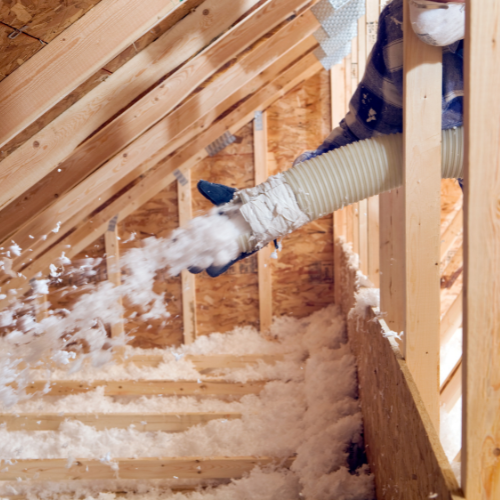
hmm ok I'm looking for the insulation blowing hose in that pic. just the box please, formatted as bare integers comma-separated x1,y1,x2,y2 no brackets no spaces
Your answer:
283,127,463,220
236,127,463,253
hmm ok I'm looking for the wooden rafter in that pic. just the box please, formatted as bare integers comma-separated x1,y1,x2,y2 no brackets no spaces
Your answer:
0,0,184,150
0,50,321,306
3,25,319,283
0,0,317,218
3,12,319,280
0,0,262,237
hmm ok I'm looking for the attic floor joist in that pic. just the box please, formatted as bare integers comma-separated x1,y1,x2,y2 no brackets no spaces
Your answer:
0,40,321,305
0,412,242,432
0,0,317,233
0,457,294,482
0,0,185,152
22,380,267,397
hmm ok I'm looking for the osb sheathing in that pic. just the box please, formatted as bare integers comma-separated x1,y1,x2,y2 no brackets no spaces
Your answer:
192,122,260,337
48,71,335,347
267,70,334,319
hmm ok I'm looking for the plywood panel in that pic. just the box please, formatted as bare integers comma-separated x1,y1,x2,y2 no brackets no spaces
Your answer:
0,0,102,42
267,71,333,318
119,182,183,348
191,122,260,335
0,25,43,82
336,240,460,500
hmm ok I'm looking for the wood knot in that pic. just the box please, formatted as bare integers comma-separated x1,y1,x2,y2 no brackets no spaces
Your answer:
202,9,209,15
493,448,500,457
33,141,40,148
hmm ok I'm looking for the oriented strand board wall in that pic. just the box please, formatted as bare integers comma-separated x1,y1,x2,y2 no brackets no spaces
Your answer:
191,123,260,336
267,70,334,318
43,71,335,346
118,182,183,348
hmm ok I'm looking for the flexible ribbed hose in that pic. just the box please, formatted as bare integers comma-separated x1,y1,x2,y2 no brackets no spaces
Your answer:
284,127,463,220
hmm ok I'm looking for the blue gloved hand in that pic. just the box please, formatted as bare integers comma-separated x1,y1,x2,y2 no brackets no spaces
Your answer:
189,180,261,278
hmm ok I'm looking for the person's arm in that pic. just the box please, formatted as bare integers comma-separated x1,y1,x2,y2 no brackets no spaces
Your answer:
294,0,404,165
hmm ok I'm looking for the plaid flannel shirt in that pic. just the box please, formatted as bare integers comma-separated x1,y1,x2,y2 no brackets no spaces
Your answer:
294,0,464,165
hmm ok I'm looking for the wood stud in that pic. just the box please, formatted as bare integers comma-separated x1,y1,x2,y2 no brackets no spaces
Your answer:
254,110,273,332
401,0,442,429
178,169,197,344
462,1,500,496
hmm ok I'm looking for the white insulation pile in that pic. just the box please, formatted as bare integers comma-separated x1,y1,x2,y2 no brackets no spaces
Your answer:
0,305,374,500
0,210,247,408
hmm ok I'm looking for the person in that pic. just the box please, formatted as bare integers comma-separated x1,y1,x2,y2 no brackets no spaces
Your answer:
190,0,466,277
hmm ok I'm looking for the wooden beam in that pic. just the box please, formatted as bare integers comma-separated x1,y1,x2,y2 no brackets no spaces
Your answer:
0,47,322,305
402,0,442,429
0,0,184,150
366,0,381,287
0,0,263,242
254,110,273,332
331,59,347,305
0,412,241,432
350,37,359,256
23,380,267,397
5,37,317,276
440,357,462,413
178,170,197,344
5,12,320,279
0,0,318,215
30,278,48,322
462,1,500,496
104,216,124,338
0,456,294,482
440,289,462,346
379,188,405,337
440,208,463,262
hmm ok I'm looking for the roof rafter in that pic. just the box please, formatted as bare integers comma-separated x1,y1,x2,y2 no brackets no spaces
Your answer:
0,0,184,149
0,50,321,307
4,11,320,277
0,0,317,217
0,0,262,238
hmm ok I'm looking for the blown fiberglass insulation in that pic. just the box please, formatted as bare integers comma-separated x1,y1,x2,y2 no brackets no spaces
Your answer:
0,305,374,500
0,209,257,407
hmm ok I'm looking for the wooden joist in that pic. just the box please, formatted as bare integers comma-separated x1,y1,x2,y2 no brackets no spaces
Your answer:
0,412,241,432
0,456,294,482
0,0,263,239
4,11,319,280
0,0,184,152
24,380,266,397
0,49,321,306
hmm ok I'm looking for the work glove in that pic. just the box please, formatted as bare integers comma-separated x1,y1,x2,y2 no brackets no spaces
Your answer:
189,180,272,278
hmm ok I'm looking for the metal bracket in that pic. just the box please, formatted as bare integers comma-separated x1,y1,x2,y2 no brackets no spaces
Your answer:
8,25,28,40
174,169,188,186
205,131,237,157
108,215,119,232
254,111,264,131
